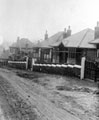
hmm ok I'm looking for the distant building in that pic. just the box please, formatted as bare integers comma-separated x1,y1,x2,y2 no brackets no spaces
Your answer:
9,37,34,60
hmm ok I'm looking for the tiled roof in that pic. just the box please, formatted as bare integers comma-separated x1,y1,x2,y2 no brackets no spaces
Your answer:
34,28,96,49
62,28,96,48
34,32,64,48
10,38,34,48
33,40,52,48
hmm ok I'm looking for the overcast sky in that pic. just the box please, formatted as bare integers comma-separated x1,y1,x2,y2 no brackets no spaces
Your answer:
0,0,99,45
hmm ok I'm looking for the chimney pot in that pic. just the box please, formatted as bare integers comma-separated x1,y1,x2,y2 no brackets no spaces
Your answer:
97,21,99,27
17,36,20,42
94,22,99,39
67,26,71,37
68,26,70,29
44,30,48,40
64,28,66,32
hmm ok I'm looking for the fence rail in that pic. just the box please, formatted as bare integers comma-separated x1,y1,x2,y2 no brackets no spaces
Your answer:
8,60,27,70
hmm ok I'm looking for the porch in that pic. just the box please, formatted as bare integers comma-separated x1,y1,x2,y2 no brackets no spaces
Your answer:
52,47,82,65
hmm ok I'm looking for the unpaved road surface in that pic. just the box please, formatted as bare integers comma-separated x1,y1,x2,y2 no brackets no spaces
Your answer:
0,68,98,120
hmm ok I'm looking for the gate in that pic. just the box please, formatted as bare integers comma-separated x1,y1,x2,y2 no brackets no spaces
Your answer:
85,60,99,82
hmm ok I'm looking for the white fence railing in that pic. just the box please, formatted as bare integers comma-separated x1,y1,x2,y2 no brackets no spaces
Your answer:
31,57,86,79
8,57,28,70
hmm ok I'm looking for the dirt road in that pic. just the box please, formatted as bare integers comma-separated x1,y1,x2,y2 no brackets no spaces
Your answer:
0,68,98,120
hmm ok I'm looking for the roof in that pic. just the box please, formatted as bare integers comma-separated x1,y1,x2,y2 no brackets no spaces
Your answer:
10,38,34,48
62,28,96,48
33,41,52,48
34,28,96,49
34,32,64,48
90,38,99,44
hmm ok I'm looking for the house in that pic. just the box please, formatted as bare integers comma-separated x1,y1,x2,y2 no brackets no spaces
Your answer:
9,37,34,60
90,22,99,61
33,23,99,65
61,28,96,64
33,27,71,63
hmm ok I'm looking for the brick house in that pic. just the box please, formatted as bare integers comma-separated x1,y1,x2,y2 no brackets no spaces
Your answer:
33,24,98,65
90,22,99,61
32,28,71,63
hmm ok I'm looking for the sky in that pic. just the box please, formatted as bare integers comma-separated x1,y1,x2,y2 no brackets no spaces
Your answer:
0,0,99,46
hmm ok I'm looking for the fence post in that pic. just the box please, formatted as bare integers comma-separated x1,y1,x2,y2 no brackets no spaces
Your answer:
31,58,33,71
80,56,86,80
26,57,28,70
31,58,36,71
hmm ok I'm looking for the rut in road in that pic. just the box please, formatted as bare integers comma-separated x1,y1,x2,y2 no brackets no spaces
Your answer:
0,71,81,120
0,76,40,120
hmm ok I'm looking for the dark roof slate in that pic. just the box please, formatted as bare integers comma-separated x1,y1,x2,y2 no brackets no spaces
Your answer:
34,31,65,48
62,28,96,48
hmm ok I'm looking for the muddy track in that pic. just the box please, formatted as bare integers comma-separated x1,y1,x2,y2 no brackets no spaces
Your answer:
0,68,98,120
0,70,81,120
0,84,13,120
0,76,39,120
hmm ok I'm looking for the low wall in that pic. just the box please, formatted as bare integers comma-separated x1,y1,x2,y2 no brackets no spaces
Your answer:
8,61,27,70
32,64,81,77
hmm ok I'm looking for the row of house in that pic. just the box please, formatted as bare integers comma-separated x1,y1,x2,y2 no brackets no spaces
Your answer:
8,22,99,65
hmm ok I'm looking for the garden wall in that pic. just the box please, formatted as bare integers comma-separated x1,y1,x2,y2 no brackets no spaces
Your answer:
32,63,81,77
8,61,27,70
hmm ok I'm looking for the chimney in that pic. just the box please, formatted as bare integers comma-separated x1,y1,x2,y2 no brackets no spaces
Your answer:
67,26,71,37
17,36,20,43
63,28,67,38
94,21,99,39
17,36,21,50
44,30,48,40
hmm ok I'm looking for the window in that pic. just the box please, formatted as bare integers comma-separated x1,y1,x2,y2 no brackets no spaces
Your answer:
43,49,50,60
97,49,99,57
68,48,76,58
33,49,39,58
67,48,76,64
33,53,39,58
